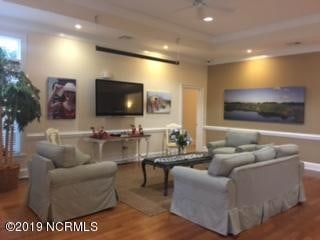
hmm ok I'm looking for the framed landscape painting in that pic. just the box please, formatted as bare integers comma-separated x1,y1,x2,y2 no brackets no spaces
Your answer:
224,87,305,124
147,91,171,114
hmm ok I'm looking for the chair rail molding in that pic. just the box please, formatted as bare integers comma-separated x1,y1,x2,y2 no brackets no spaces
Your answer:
27,127,167,139
204,125,320,141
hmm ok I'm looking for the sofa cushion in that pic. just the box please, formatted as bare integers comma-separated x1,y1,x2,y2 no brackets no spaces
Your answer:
255,143,274,150
236,144,257,152
226,130,259,147
208,152,255,177
253,146,276,162
212,147,236,155
274,144,299,158
36,141,78,168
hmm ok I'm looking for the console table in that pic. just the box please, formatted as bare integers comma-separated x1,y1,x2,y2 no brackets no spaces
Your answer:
83,135,151,161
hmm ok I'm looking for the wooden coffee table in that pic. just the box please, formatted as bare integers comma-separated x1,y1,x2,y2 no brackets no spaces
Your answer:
141,152,212,196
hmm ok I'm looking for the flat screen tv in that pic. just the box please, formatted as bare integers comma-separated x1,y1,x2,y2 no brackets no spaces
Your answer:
95,79,144,116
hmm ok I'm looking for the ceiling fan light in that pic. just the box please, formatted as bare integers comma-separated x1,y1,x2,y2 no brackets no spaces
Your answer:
74,24,82,29
203,16,214,22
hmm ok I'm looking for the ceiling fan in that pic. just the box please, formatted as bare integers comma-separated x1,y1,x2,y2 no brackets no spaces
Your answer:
174,0,235,20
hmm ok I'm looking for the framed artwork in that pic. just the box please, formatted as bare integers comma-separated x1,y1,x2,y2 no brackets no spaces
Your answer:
47,77,76,119
147,91,171,114
224,87,305,123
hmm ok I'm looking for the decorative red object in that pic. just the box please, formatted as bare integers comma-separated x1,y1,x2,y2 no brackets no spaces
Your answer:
138,124,144,135
90,126,109,139
130,124,137,135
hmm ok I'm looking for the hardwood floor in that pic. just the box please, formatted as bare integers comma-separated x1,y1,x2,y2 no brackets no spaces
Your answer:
0,168,319,240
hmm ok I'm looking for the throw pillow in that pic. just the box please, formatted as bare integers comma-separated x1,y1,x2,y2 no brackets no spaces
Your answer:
253,146,276,162
208,152,255,177
75,148,91,165
36,141,78,168
274,144,299,158
212,147,236,155
236,144,257,152
255,143,274,150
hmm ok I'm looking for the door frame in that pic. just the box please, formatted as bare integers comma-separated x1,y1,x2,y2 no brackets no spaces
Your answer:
180,84,204,151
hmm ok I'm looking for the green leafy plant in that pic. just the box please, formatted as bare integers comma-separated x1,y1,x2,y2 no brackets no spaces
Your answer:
169,129,192,153
0,47,41,167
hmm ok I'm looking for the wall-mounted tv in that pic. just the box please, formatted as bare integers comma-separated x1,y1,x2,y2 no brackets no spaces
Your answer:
96,79,144,116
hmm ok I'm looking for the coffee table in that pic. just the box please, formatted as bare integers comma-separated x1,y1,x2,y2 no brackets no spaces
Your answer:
141,152,212,196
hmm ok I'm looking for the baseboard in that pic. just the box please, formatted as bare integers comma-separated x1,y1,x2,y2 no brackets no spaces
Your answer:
303,161,320,172
19,167,29,179
201,145,208,152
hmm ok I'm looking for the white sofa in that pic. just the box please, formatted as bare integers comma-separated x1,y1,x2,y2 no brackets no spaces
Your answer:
170,144,306,236
28,141,118,222
207,130,260,155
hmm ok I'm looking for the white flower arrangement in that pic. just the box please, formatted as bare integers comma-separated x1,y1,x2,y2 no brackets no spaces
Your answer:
169,128,192,151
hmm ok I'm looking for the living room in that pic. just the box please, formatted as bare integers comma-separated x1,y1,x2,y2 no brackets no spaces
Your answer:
0,0,320,239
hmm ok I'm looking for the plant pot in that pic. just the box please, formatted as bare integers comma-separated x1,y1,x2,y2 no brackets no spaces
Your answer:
0,164,20,193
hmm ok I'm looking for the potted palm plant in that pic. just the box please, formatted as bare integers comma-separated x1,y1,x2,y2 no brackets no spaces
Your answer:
0,47,41,192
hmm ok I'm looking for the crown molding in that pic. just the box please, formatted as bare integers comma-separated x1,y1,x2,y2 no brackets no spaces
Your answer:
204,125,320,141
209,45,320,66
211,14,320,44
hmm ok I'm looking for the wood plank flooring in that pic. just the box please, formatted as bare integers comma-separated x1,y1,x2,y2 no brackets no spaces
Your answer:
0,165,319,240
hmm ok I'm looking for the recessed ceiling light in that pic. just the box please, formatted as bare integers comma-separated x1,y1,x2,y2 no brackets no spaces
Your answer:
246,49,253,54
74,24,82,30
203,17,214,22
163,45,168,50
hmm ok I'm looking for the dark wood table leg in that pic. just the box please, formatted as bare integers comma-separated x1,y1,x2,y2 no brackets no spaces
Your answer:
163,167,169,196
141,161,147,187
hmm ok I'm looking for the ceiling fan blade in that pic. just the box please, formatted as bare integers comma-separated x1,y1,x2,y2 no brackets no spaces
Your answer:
203,1,235,13
172,4,194,13
196,6,205,19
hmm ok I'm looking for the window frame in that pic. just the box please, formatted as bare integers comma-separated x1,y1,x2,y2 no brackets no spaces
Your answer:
0,30,27,156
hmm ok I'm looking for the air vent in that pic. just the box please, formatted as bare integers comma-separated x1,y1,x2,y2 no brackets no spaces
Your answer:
286,41,302,46
118,35,134,40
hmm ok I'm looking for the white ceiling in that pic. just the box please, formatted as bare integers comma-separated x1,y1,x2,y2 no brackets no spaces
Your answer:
1,0,320,64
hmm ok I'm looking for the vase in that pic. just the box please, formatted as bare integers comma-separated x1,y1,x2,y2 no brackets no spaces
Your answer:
178,146,185,155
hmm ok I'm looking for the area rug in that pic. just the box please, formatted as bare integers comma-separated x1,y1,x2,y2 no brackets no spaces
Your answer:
115,163,173,216
115,162,208,216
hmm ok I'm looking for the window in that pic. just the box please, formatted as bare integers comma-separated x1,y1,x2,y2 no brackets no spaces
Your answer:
0,35,23,154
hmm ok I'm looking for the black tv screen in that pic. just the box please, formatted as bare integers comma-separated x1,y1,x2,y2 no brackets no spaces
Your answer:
96,79,144,116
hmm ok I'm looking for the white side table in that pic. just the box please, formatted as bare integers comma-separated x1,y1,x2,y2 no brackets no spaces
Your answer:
83,135,151,161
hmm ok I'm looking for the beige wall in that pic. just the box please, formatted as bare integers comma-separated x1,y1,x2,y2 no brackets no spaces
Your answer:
16,31,207,172
207,52,320,163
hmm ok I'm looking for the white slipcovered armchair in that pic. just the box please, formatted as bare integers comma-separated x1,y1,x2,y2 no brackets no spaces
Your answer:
170,144,306,235
28,141,118,222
